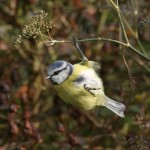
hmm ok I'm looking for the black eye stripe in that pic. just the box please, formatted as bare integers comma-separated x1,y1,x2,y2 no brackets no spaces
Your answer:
51,65,68,77
53,71,60,75
49,62,73,85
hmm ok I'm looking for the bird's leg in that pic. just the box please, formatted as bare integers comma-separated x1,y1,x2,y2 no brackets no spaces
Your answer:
72,37,88,64
84,84,101,97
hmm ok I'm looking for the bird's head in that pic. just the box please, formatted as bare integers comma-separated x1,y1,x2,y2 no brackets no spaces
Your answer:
47,61,73,84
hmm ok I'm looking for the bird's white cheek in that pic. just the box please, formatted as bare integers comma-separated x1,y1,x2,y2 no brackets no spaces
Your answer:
52,76,55,81
52,75,66,84
52,76,59,84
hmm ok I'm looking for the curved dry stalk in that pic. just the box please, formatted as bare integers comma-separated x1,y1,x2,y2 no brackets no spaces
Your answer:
38,37,150,62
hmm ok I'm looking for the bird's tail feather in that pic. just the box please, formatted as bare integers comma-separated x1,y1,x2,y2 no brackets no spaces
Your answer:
105,96,126,118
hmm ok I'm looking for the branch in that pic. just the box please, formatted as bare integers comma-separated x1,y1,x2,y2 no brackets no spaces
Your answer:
122,48,136,92
108,0,129,44
39,37,150,62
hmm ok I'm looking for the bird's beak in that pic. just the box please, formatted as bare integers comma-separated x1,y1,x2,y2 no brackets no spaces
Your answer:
45,76,50,79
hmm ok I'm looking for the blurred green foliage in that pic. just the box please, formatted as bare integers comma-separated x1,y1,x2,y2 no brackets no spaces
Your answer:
0,0,150,149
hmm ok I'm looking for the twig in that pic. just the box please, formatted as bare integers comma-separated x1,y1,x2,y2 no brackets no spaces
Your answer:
108,0,130,44
38,37,150,62
121,14,147,55
128,45,149,62
122,48,136,92
72,37,88,64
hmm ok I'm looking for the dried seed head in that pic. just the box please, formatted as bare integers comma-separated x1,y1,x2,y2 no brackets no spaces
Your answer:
14,10,55,46
14,35,22,45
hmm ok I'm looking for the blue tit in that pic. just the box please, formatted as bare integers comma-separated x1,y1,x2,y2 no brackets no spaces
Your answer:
46,60,126,117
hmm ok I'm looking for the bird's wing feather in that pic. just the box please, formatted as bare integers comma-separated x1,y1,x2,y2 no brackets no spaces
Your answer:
80,61,101,71
91,61,101,71
105,96,126,117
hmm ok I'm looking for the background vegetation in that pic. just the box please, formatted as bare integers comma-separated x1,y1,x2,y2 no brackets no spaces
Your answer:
0,0,150,149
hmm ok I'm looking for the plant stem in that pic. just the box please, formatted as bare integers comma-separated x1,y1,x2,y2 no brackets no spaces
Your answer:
128,45,150,62
39,37,150,62
108,0,129,44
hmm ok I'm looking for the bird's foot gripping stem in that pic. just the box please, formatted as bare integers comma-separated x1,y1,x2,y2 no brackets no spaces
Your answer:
84,84,101,97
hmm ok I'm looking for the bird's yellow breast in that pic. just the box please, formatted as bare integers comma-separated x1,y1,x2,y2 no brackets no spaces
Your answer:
53,62,105,110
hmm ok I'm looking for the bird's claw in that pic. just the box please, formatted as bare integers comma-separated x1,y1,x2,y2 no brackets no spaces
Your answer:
84,84,101,97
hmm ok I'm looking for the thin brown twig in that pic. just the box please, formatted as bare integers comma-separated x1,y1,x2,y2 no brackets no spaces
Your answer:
122,48,136,92
108,0,130,44
38,37,150,62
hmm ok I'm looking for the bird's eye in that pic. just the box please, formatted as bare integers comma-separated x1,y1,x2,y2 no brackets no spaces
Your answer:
54,71,59,75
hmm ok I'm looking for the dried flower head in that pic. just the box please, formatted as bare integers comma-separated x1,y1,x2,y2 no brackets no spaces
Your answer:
14,10,55,45
14,35,22,45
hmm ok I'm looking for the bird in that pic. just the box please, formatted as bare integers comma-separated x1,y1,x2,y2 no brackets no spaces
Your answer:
46,38,126,118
